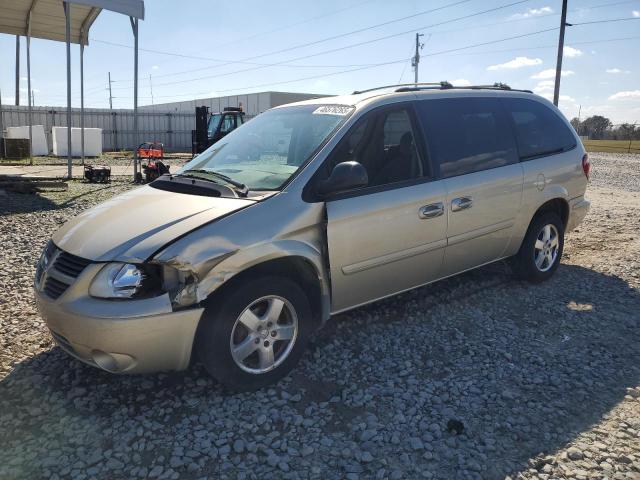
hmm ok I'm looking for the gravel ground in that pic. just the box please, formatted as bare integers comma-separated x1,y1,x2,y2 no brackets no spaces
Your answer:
1,153,639,480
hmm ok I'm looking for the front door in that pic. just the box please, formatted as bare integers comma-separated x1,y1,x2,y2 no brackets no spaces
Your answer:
415,96,523,276
323,104,447,312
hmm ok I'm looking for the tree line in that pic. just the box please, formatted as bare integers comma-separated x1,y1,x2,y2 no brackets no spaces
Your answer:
570,116,640,140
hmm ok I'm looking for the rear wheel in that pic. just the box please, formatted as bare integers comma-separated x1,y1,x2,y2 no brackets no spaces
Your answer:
196,276,312,391
511,212,564,283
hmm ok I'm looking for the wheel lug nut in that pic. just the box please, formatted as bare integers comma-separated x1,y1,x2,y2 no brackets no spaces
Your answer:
271,331,277,337
264,341,270,347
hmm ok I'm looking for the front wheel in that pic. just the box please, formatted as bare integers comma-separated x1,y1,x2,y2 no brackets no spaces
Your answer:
196,276,312,391
511,212,564,283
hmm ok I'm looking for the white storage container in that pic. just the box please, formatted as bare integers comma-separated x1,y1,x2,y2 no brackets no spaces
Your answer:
6,125,48,155
52,127,103,157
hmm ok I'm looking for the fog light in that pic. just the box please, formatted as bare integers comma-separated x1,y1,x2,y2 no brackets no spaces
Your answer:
91,350,119,372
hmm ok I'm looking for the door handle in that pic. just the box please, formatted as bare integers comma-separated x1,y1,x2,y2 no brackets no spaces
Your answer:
451,197,473,212
418,202,444,219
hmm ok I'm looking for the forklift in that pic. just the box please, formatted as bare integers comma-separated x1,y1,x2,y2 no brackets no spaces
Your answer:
191,106,245,156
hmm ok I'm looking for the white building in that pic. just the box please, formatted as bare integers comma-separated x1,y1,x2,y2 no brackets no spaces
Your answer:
139,91,330,117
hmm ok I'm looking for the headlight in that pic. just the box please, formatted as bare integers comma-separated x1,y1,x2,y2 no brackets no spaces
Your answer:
89,263,163,299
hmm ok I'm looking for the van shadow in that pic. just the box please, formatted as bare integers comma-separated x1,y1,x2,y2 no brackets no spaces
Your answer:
1,263,639,479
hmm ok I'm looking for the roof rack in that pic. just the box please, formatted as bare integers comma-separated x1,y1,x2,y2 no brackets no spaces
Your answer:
352,82,447,95
396,82,532,94
352,82,532,95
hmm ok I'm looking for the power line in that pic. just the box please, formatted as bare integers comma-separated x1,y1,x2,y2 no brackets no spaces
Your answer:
442,34,640,56
570,16,640,25
38,33,640,101
233,0,475,63
149,0,537,89
91,39,396,69
213,0,381,49
421,0,639,36
90,0,632,88
106,26,562,101
102,0,527,85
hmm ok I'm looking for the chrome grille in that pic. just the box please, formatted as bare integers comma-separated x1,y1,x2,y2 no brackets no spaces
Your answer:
38,243,92,300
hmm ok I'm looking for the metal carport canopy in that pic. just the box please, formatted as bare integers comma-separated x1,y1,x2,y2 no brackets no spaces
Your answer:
0,0,144,178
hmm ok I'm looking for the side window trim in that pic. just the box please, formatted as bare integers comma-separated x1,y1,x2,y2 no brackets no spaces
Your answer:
411,99,440,180
304,101,436,202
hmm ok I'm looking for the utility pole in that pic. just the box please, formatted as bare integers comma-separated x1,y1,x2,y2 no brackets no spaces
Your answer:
108,72,117,151
15,36,20,105
411,33,424,84
31,89,35,106
553,0,570,106
108,71,114,109
149,74,154,105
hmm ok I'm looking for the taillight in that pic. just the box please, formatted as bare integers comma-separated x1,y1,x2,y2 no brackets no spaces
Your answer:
581,153,590,180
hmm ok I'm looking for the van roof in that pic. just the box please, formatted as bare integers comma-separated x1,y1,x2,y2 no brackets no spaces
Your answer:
282,82,537,110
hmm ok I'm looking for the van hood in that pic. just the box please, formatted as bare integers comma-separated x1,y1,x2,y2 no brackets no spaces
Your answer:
53,185,255,262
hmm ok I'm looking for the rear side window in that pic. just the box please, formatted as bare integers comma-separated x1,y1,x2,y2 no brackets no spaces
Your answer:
502,98,576,160
416,97,518,179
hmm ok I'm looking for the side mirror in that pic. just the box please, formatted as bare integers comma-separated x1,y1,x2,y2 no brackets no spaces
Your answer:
317,161,368,196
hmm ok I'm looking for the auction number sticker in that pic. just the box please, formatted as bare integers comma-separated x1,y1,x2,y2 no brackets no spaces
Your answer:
313,105,354,116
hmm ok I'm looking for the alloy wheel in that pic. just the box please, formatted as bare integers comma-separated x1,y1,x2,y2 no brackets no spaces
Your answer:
229,295,298,374
534,224,559,272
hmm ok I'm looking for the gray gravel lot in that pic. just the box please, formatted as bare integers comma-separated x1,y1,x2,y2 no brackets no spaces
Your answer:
1,153,639,480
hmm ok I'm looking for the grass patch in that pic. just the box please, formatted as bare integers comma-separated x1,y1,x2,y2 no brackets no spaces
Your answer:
583,140,640,154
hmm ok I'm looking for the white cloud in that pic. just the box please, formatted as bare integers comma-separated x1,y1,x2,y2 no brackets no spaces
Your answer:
633,10,640,17
533,80,554,93
609,90,640,100
487,57,542,71
152,65,159,70
563,46,583,57
531,69,574,79
606,68,630,74
510,6,553,19
450,79,471,86
540,92,576,104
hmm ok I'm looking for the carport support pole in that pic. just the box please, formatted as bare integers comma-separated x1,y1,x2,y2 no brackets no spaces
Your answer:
80,43,85,165
15,36,20,106
131,17,139,182
0,89,5,158
64,1,72,179
26,26,33,165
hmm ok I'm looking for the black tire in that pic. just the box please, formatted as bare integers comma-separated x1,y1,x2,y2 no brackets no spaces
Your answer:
511,212,564,283
195,276,312,391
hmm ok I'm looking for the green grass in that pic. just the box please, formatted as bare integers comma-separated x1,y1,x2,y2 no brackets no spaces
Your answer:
583,140,640,154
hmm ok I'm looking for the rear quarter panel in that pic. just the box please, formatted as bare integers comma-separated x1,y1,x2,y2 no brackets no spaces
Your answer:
505,147,588,256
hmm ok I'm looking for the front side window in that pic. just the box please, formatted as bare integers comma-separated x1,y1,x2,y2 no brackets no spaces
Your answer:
207,114,222,138
325,105,425,188
502,98,576,159
220,114,236,134
178,104,353,190
416,97,518,179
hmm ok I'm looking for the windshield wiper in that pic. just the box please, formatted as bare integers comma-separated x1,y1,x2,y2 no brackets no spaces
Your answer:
177,169,248,196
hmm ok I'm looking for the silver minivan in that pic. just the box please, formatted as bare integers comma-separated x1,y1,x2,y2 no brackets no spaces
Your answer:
34,83,590,390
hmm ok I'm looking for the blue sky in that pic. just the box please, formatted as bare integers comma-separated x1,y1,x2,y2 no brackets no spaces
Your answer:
1,0,639,123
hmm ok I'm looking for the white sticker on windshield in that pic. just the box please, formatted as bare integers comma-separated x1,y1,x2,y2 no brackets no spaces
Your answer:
313,105,353,116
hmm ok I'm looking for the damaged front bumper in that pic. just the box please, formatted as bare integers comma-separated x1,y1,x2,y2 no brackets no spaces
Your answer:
35,263,203,373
